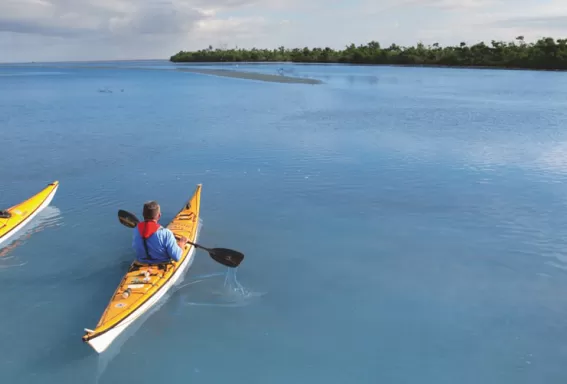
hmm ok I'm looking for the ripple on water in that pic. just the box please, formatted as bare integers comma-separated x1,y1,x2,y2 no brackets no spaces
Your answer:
178,268,266,308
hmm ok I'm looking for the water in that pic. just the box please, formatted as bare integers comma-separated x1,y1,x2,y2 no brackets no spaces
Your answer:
1,61,567,383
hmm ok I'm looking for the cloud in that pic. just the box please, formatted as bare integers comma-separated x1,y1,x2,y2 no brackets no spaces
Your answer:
486,15,567,31
465,1,567,38
108,2,207,36
0,0,279,61
0,0,212,37
396,0,494,10
2,0,567,62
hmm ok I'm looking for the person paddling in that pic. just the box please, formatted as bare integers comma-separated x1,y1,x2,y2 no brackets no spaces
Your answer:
132,200,187,264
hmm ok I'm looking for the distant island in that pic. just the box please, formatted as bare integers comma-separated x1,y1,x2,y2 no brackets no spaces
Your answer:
170,37,567,71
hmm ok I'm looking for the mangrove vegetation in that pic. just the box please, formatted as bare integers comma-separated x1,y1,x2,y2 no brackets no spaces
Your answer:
170,37,567,70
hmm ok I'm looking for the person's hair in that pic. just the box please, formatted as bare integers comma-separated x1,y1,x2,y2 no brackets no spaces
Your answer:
143,200,160,220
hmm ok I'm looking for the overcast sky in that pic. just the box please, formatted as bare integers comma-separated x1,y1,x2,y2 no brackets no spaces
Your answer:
2,0,567,62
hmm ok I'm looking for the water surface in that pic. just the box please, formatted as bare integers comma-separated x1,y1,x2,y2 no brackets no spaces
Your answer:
1,61,567,384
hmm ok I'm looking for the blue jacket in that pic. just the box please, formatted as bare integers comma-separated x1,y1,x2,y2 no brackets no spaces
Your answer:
132,225,183,264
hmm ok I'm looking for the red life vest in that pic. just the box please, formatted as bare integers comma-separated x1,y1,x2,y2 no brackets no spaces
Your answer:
137,220,160,239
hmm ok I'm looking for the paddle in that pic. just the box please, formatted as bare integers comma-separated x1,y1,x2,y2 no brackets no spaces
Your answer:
117,209,244,268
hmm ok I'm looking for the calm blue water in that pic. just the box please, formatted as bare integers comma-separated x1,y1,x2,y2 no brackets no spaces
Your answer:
2,61,567,383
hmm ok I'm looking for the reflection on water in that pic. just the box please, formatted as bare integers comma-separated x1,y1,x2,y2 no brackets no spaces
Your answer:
94,295,171,383
0,205,63,263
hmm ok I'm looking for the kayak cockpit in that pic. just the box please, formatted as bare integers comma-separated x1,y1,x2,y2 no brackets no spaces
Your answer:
0,210,11,219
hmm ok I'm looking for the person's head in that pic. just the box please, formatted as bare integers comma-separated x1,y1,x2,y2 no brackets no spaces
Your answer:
143,200,161,221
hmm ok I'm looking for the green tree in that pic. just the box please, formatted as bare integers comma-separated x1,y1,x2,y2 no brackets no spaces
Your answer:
169,37,567,70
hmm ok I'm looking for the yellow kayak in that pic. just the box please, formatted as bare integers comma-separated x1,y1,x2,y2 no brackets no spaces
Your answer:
82,184,202,353
0,181,59,248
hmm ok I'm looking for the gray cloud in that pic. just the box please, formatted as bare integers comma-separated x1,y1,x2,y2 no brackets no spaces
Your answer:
485,15,567,30
108,2,208,36
0,0,286,61
0,18,95,37
384,0,501,11
0,0,247,38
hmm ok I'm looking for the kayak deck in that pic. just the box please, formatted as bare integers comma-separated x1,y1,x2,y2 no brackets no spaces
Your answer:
0,181,59,247
82,184,202,352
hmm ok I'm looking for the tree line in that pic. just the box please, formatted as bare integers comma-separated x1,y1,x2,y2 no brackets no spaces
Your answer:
170,37,567,70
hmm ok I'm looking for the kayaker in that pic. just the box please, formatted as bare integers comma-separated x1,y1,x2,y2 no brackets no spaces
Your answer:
132,200,188,264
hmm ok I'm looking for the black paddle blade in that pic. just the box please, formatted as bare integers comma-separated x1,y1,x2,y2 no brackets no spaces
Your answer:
208,248,245,268
118,209,140,228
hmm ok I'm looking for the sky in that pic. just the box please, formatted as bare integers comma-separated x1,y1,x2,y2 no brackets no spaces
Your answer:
1,0,567,62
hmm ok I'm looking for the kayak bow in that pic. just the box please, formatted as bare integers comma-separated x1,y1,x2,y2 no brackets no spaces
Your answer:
82,184,202,353
0,181,59,249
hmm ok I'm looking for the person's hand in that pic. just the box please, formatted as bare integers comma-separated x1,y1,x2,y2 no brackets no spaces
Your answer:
177,235,188,248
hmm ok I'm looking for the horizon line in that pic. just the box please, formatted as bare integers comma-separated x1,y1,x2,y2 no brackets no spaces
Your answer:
0,58,167,65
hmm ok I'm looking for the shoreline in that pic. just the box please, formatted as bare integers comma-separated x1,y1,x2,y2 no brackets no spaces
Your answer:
171,60,567,73
340,62,567,73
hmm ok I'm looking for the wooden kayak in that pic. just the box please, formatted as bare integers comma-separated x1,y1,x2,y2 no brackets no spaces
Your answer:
0,181,59,249
82,184,202,353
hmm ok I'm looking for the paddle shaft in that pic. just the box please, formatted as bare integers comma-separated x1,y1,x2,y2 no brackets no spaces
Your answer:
185,239,212,253
173,235,209,252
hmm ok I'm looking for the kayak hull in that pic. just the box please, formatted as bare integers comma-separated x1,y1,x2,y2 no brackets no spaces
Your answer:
0,181,59,248
83,184,202,353
85,223,200,353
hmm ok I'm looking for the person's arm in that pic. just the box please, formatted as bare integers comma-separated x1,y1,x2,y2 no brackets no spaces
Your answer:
132,229,138,249
164,229,185,262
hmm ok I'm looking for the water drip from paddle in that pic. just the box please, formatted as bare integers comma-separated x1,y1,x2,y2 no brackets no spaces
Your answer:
175,267,264,307
223,267,248,296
